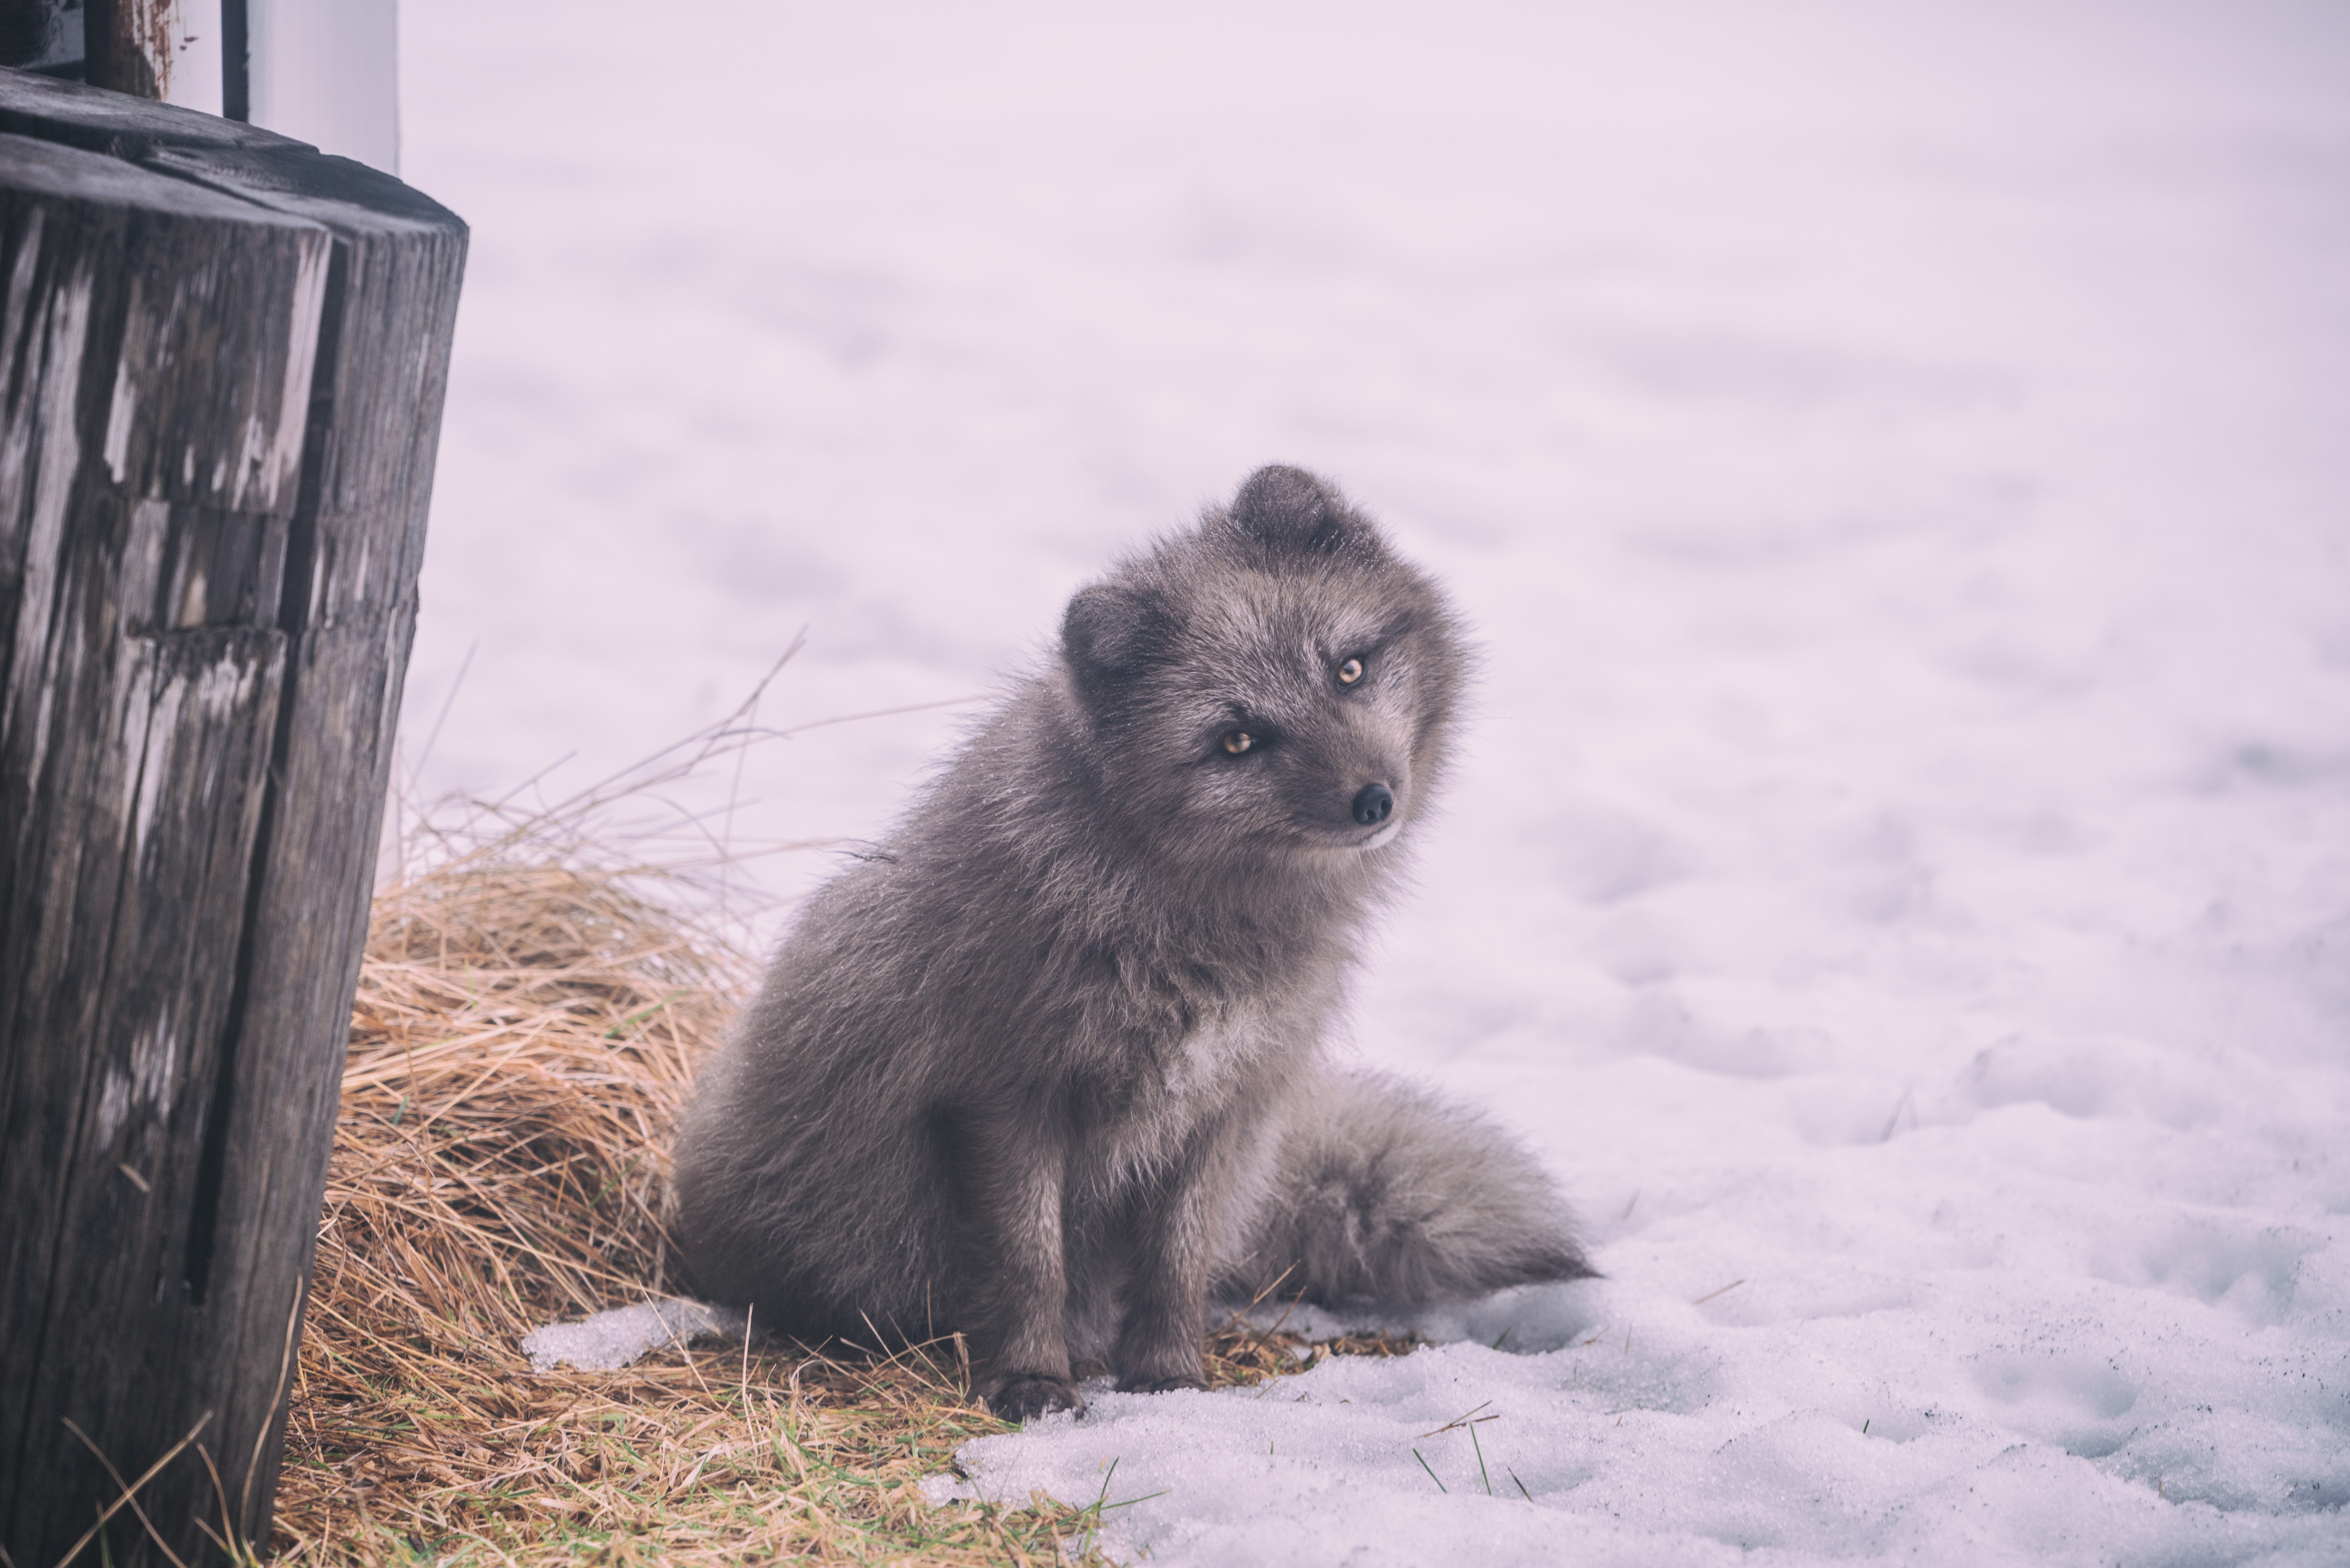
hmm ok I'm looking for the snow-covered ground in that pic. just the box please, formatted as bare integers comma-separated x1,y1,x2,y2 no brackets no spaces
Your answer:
398,3,2350,1561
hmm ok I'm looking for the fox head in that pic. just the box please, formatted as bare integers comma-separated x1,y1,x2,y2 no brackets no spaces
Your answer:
1058,466,1469,870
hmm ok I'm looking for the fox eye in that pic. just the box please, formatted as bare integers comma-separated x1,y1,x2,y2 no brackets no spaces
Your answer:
1222,731,1255,755
1337,657,1365,686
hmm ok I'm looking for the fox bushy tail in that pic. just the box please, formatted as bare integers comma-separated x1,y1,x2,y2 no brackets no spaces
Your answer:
1217,1071,1595,1308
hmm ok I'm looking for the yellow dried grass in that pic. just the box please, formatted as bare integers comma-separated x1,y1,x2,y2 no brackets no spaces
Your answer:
267,789,1121,1565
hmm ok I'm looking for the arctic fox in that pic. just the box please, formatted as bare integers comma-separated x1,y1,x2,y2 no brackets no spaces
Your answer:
672,465,1591,1419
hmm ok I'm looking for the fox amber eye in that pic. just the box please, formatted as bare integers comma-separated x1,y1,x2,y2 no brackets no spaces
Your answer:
1222,731,1255,755
1337,657,1364,686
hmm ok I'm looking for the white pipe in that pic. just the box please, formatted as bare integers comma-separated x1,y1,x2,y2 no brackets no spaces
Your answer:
155,0,224,117
246,0,401,174
70,0,402,175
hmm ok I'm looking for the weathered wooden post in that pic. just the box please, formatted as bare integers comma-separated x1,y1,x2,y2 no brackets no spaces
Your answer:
0,68,464,1567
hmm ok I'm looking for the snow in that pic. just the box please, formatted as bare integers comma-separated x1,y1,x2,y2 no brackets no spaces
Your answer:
397,2,2350,1561
519,1298,746,1374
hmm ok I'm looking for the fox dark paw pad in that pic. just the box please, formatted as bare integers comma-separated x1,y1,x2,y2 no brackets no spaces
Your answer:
1116,1373,1208,1395
983,1374,1086,1421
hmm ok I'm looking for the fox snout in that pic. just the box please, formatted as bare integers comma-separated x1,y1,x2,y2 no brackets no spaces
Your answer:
1323,728,1408,839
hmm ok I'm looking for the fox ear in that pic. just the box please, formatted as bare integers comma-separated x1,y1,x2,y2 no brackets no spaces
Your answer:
1227,464,1373,557
1062,579,1172,703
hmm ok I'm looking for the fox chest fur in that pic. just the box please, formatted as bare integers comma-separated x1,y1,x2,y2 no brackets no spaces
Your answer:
902,850,1348,1217
1058,967,1342,1206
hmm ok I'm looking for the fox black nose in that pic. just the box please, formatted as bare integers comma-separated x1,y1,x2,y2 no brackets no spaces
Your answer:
1351,783,1395,826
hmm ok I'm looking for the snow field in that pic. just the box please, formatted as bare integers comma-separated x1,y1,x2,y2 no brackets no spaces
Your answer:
399,3,2350,1561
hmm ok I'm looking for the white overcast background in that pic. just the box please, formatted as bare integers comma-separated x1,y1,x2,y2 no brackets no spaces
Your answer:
395,4,2350,1563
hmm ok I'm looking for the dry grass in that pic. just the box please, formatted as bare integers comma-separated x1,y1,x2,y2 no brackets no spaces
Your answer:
266,781,1416,1566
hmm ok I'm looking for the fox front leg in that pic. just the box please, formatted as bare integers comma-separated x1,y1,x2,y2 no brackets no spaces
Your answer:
1111,1113,1246,1393
941,1105,1086,1420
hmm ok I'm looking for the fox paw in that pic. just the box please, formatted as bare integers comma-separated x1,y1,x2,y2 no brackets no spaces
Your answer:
982,1373,1086,1421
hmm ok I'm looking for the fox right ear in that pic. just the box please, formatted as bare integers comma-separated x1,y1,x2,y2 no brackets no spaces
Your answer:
1062,580,1171,703
1227,464,1374,558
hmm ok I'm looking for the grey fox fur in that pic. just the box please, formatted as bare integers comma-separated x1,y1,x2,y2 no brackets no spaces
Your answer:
671,465,1591,1420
